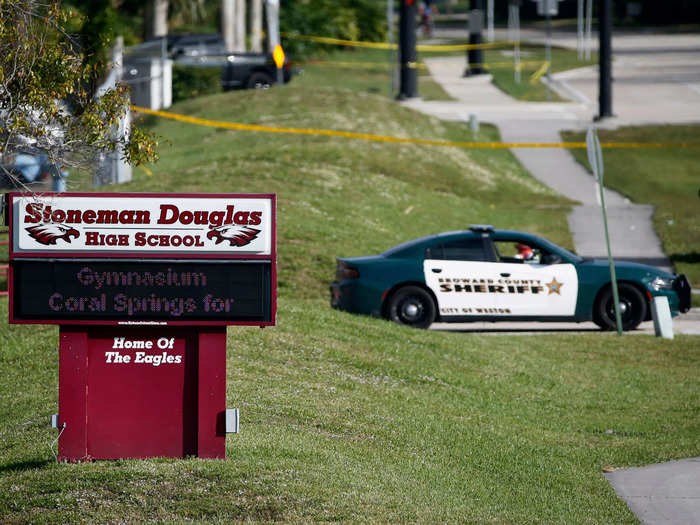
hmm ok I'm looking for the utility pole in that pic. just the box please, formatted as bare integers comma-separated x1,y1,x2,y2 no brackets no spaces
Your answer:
465,0,485,76
585,0,593,59
545,0,552,100
388,0,396,97
577,0,584,59
487,0,494,42
509,0,521,83
398,0,417,99
598,0,613,118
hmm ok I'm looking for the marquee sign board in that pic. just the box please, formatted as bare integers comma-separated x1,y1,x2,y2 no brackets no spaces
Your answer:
11,259,272,324
7,193,276,326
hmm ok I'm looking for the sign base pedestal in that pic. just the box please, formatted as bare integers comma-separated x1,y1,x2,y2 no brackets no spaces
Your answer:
57,326,227,461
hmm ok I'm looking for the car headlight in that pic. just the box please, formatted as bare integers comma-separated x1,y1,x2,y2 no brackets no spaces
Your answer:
650,276,674,291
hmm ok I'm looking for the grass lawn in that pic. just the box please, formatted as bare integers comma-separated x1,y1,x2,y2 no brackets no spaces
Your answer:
562,125,700,294
1,69,698,522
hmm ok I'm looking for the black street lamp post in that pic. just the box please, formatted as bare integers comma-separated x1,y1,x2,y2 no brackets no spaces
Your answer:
398,0,418,99
598,0,613,118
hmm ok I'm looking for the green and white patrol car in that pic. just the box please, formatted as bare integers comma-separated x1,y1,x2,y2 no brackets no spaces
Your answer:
330,225,691,330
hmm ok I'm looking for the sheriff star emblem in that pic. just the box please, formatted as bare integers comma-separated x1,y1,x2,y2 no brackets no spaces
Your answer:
545,277,563,295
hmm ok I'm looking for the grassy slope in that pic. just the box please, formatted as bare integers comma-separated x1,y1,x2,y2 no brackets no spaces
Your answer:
562,126,700,289
1,85,699,523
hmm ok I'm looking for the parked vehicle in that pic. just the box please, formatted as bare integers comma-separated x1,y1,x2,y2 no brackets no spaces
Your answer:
221,53,293,90
147,34,295,90
330,225,691,330
167,34,227,59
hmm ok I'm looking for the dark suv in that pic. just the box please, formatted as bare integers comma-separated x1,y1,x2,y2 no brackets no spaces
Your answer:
168,34,227,59
158,34,293,90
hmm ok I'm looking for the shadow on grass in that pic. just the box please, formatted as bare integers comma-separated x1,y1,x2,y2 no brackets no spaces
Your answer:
0,459,53,473
671,252,700,264
132,113,160,128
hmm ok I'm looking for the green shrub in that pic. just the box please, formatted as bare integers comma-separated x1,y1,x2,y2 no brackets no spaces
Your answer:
281,0,386,59
171,65,223,103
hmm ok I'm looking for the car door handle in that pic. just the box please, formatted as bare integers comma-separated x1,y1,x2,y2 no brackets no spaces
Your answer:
432,268,442,273
500,273,510,277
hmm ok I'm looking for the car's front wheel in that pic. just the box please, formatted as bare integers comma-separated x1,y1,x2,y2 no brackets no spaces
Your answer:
594,283,647,331
387,286,436,329
247,72,272,90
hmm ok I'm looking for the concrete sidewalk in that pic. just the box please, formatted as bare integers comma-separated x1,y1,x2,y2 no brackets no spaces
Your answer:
605,458,700,525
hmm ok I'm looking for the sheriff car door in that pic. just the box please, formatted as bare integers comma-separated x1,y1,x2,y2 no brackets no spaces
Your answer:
491,241,578,317
424,237,504,318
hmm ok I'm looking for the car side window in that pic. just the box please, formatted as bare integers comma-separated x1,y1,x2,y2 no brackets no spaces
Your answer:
426,239,489,261
493,240,562,265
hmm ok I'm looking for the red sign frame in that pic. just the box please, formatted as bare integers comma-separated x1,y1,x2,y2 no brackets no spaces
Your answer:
5,192,271,460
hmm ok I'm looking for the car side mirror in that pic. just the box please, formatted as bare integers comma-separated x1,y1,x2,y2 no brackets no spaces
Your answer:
541,254,562,265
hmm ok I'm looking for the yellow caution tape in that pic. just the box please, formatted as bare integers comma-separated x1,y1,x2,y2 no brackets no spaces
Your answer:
529,61,551,84
131,106,699,150
280,32,513,52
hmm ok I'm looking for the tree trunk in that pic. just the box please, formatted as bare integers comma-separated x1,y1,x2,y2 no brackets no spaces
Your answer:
221,0,235,53
145,0,169,41
250,0,263,52
235,0,246,52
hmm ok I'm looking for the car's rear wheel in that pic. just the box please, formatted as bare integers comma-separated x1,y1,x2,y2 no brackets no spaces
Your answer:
594,283,647,331
247,72,272,90
387,286,436,329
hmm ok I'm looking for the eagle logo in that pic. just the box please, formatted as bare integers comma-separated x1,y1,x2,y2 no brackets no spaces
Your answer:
26,223,80,245
206,225,261,247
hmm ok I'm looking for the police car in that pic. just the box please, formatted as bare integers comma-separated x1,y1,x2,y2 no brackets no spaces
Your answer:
330,225,691,330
